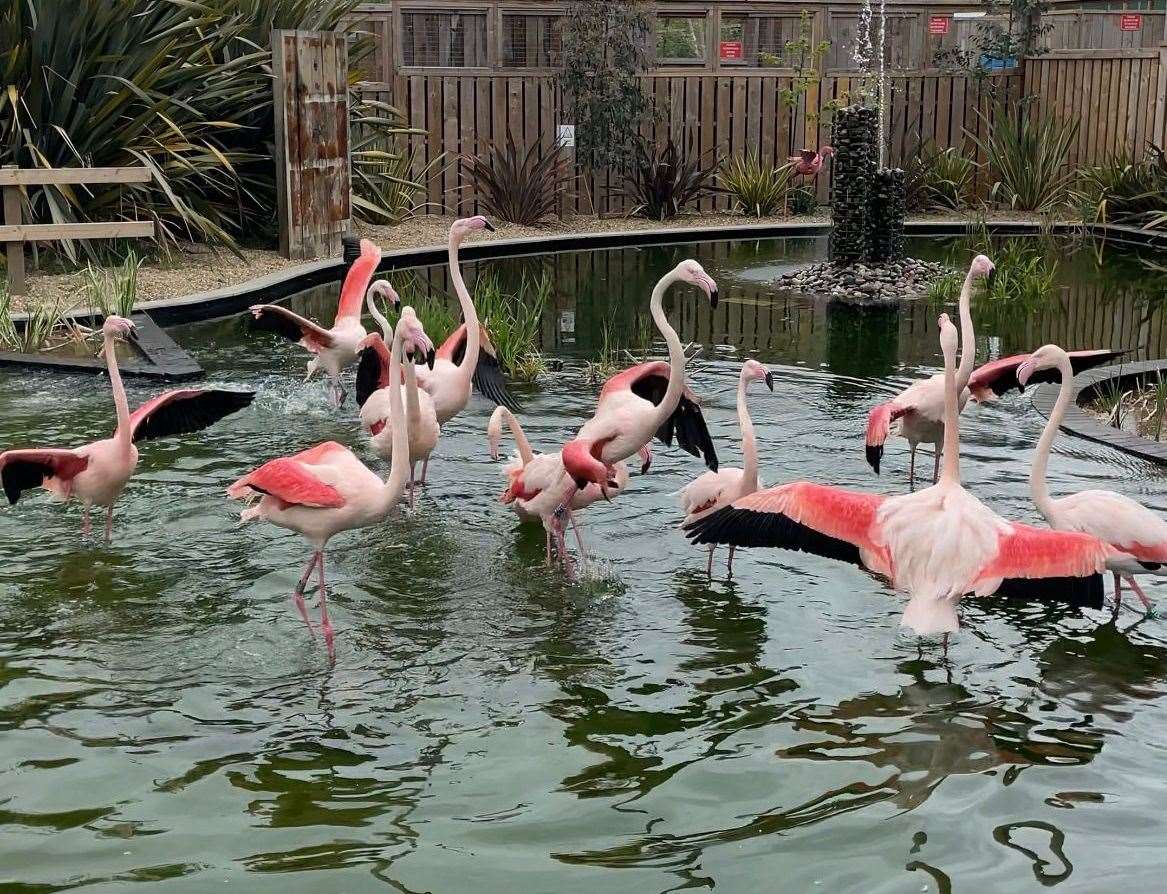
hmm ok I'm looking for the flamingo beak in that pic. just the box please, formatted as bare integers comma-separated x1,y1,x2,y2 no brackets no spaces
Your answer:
1017,361,1034,388
764,371,775,391
640,454,651,475
482,219,496,232
426,348,436,370
985,267,997,291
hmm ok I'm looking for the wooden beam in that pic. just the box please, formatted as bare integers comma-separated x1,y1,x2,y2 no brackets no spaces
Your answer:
3,177,26,296
0,166,152,186
1155,46,1167,149
0,221,156,241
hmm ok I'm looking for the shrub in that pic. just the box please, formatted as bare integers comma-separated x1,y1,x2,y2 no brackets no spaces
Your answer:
622,138,717,220
905,143,976,211
472,268,550,382
1079,146,1167,230
83,252,141,318
461,131,570,226
970,106,1079,214
353,134,444,225
719,154,793,218
787,185,817,215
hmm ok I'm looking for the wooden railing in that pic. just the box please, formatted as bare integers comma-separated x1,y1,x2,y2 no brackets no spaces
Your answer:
1,166,156,296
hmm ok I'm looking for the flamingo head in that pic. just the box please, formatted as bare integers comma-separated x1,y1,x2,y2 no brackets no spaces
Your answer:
366,279,401,309
451,215,496,243
674,259,718,309
562,439,620,499
938,313,958,360
970,253,996,289
102,315,136,339
820,145,835,158
742,359,774,391
396,306,436,369
1016,344,1066,387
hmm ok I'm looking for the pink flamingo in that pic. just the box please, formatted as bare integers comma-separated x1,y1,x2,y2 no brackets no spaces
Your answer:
0,315,253,541
687,313,1119,635
1018,344,1166,612
228,308,432,659
248,239,381,406
789,146,835,177
680,359,773,577
488,406,629,575
562,259,720,499
356,280,439,507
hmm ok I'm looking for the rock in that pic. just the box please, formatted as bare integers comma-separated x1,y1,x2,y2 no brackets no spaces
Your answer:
774,257,955,307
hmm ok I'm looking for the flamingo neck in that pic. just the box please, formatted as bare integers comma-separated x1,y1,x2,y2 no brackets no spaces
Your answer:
940,339,961,485
647,269,686,433
502,408,535,465
737,372,759,493
106,332,132,446
448,232,480,379
403,353,422,424
1030,351,1073,522
367,291,393,339
381,325,411,511
955,267,978,390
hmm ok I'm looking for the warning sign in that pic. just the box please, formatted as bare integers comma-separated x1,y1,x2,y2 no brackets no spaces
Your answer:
929,16,951,36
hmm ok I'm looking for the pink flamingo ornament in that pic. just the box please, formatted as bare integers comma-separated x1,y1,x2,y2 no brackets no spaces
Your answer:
1019,344,1167,612
248,239,381,406
680,359,773,577
228,308,432,659
790,146,834,177
0,315,253,541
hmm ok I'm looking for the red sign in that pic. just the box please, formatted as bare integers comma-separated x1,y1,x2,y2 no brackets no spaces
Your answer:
928,16,951,36
1119,13,1142,31
719,41,743,60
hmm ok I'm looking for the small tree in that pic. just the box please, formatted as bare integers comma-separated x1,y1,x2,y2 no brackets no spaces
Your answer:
559,0,654,171
935,0,1051,76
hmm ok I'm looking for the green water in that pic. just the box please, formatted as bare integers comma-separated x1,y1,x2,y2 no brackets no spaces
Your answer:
3,236,1167,892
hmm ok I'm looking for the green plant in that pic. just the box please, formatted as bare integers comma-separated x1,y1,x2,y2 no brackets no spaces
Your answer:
970,105,1079,214
934,0,1051,75
1080,146,1167,230
559,0,654,172
83,251,141,318
623,138,716,221
461,131,570,226
787,184,817,215
1094,376,1128,430
472,268,550,382
925,269,964,303
719,154,793,218
905,143,976,211
778,11,835,123
394,276,460,346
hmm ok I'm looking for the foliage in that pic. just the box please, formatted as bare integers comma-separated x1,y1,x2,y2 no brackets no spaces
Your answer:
0,289,87,353
935,0,1051,75
904,142,976,211
0,0,414,257
472,268,550,382
1092,376,1128,430
393,275,460,346
461,131,570,226
925,269,964,303
787,184,817,215
83,252,141,318
559,0,654,171
351,110,436,224
719,154,793,218
622,138,717,221
583,314,655,385
777,12,840,123
1079,146,1167,231
970,105,1079,213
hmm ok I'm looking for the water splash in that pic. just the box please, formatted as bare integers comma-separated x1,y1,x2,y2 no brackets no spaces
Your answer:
877,0,888,166
853,0,873,88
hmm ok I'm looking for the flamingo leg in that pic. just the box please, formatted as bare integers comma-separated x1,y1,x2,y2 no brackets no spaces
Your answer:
104,507,114,544
419,458,429,484
408,463,416,511
292,553,318,638
544,527,553,566
706,545,716,578
557,525,574,580
932,447,941,484
567,509,589,569
81,506,91,540
1125,575,1154,612
727,545,737,577
317,552,335,660
908,445,917,491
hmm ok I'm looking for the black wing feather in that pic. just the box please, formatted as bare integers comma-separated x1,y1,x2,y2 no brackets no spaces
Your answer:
133,391,255,443
629,374,717,471
249,309,304,343
684,505,862,566
472,351,522,412
995,574,1104,610
355,346,384,408
2,461,53,505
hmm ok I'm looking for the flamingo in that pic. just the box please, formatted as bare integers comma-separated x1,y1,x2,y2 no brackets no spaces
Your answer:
0,315,253,541
248,239,381,406
228,307,432,659
679,359,773,577
488,406,630,576
1018,344,1167,612
687,313,1121,636
562,259,720,497
356,279,439,506
789,146,834,177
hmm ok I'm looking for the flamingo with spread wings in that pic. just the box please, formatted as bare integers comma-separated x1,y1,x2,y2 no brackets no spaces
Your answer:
248,239,381,406
790,146,834,177
0,316,253,541
228,308,431,659
1018,344,1166,612
689,313,1121,635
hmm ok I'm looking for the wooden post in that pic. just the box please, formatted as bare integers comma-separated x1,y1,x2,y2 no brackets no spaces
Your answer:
1156,45,1167,149
2,166,26,296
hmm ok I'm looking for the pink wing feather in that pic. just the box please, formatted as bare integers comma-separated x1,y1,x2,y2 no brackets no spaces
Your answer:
0,448,90,504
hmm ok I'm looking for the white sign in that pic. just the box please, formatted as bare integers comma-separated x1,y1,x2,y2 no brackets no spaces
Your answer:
556,124,575,149
559,311,575,334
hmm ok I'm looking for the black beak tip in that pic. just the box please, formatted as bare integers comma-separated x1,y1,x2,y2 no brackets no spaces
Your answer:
640,459,651,475
764,372,775,391
426,349,436,370
482,220,496,232
709,288,719,310
573,477,588,489
865,445,882,475
986,270,997,290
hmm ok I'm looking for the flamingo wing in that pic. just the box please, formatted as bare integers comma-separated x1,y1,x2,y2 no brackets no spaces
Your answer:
0,449,89,505
975,523,1108,608
128,389,254,443
249,305,335,350
443,323,521,412
684,481,889,573
228,456,345,508
967,349,1125,401
612,362,718,471
355,334,393,408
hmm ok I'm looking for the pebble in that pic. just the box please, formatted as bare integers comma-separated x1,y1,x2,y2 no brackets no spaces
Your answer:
775,257,955,307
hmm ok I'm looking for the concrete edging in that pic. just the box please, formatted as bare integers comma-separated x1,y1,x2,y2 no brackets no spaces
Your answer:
1031,359,1167,464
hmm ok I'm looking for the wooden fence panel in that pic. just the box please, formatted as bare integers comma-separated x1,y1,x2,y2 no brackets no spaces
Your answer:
273,30,351,260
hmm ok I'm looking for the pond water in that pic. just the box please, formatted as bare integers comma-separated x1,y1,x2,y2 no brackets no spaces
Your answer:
3,234,1167,892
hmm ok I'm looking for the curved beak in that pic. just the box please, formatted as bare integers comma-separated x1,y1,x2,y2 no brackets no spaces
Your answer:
1016,361,1034,388
426,348,436,370
764,371,775,391
640,455,651,475
985,268,997,291
482,219,496,232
